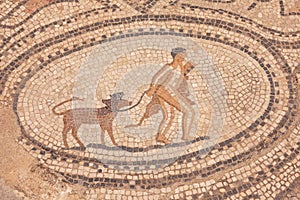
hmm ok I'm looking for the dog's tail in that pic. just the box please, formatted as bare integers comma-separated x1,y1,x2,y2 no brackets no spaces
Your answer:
52,97,84,115
116,91,147,112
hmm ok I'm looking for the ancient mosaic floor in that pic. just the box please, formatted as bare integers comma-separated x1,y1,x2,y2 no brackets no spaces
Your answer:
0,0,300,199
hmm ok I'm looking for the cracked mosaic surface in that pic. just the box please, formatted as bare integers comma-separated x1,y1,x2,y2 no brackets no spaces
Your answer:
0,0,299,199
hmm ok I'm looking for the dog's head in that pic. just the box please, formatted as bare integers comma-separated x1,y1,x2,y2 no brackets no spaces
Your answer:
102,92,132,110
110,92,124,100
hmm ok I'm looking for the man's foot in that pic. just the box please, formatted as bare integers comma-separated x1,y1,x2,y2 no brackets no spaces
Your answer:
182,135,194,141
67,146,86,151
156,134,170,144
79,146,86,151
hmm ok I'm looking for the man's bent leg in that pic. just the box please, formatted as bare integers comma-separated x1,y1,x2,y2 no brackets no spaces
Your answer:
156,100,170,144
177,94,195,140
158,105,175,141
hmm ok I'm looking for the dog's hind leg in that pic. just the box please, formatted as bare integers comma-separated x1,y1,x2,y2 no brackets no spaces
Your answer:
62,125,72,148
71,126,84,148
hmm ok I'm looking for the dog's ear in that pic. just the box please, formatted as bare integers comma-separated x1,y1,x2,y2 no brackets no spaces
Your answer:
110,92,124,100
102,99,111,107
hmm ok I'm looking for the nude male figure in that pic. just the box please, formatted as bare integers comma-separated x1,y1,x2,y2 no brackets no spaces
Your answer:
127,48,196,144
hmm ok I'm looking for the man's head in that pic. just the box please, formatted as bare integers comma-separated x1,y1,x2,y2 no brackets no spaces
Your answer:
183,63,195,77
171,47,186,63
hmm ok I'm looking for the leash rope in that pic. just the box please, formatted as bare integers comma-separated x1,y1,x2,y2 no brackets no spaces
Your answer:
115,91,147,112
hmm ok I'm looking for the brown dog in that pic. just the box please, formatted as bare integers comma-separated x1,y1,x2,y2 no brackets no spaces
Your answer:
52,92,132,149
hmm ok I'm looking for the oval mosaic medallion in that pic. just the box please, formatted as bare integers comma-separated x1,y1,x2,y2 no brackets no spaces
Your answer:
0,0,299,199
